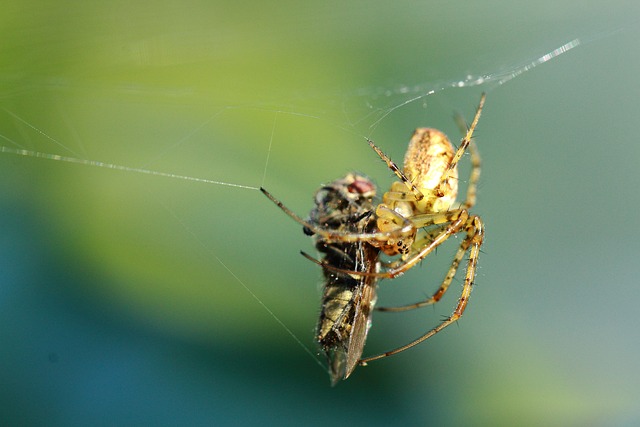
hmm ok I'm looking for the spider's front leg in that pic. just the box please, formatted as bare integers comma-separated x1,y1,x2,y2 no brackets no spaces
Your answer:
302,208,471,280
260,187,413,243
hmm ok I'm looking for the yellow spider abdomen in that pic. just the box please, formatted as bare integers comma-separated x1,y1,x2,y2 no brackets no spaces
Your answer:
404,128,458,212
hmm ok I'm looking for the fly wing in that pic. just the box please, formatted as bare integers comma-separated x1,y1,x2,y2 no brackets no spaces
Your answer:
343,244,379,380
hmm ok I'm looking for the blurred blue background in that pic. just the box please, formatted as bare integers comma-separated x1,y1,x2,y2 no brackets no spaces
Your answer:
1,1,639,426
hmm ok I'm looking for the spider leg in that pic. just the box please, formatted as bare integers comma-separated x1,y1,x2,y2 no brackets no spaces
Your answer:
453,111,481,210
461,139,481,209
366,138,425,202
301,210,469,279
302,248,406,275
376,218,475,312
261,187,413,242
358,215,484,366
378,210,470,277
436,93,485,197
378,227,443,270
409,209,466,229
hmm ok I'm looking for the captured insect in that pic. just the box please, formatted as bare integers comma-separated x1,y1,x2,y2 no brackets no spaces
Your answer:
261,93,486,383
263,174,381,384
306,173,380,385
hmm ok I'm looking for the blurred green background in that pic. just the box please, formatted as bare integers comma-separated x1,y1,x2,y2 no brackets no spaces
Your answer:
1,1,639,425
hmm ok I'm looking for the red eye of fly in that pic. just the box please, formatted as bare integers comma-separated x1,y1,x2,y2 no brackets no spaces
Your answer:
348,179,375,195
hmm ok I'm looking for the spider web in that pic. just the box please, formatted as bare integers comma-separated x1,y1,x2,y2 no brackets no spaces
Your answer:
0,37,582,369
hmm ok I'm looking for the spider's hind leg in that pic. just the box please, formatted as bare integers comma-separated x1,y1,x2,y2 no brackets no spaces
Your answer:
359,214,484,365
376,217,476,312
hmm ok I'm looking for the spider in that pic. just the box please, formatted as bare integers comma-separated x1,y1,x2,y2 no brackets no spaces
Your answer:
261,92,486,373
